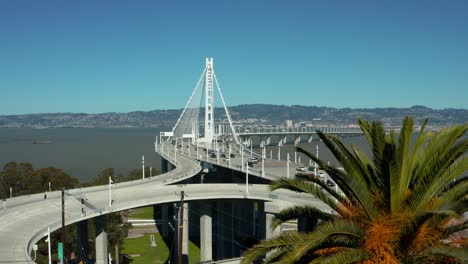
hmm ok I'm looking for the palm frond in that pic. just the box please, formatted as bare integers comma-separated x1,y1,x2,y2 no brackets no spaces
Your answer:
240,232,306,264
270,178,341,211
392,116,414,212
279,220,364,263
272,205,337,229
297,143,379,220
420,245,468,263
308,248,369,264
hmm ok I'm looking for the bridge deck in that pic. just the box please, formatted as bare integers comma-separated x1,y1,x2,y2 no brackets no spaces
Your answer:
0,141,331,263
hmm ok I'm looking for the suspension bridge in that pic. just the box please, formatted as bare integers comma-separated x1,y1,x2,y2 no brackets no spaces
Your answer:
0,58,360,264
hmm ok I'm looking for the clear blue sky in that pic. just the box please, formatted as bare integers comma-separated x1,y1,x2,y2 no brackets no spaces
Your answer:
1,0,467,115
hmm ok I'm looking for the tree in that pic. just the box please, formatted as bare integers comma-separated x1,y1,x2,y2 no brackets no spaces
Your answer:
242,117,467,263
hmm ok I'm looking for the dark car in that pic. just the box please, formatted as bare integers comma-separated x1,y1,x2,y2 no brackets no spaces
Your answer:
220,153,226,158
230,154,235,158
326,180,335,187
210,153,217,158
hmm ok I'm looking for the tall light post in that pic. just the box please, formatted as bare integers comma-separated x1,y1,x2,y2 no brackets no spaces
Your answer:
142,155,145,179
245,162,249,194
228,144,232,168
261,146,265,177
278,145,281,160
150,166,152,178
241,145,244,172
46,226,52,264
314,144,319,176
287,152,290,178
109,176,113,208
188,138,191,156
216,145,220,164
174,140,177,163
294,144,297,163
155,136,158,152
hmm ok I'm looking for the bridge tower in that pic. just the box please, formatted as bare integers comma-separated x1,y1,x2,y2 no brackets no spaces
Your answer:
164,58,240,147
204,58,215,143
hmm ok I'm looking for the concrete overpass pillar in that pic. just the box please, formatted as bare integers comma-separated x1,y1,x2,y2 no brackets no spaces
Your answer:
294,135,301,145
200,205,213,262
76,220,88,262
282,136,287,145
265,213,280,239
308,135,313,143
161,204,169,239
95,215,108,264
216,201,225,259
266,136,271,146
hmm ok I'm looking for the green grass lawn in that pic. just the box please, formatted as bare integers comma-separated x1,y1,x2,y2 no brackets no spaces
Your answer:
122,233,169,264
129,206,154,219
122,232,201,264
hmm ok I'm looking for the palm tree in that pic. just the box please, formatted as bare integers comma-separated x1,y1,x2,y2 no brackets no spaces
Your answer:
242,117,467,263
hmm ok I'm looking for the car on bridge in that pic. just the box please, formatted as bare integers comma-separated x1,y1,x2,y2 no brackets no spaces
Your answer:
230,153,235,158
296,166,307,172
248,157,259,164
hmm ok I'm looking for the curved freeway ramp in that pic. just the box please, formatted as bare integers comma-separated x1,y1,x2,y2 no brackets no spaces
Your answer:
0,143,329,263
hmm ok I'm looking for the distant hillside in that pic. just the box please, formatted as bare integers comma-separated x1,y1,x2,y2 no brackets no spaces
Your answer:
0,104,466,128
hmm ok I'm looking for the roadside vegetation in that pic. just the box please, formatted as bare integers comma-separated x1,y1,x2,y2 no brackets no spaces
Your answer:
242,117,467,263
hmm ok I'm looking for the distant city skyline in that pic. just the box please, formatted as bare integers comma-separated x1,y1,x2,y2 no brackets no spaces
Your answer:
1,0,467,115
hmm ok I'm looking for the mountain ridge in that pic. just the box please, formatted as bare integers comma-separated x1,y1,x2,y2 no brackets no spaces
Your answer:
1,104,466,128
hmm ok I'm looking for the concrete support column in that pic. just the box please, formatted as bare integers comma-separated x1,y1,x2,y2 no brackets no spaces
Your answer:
76,220,88,262
200,206,213,262
266,136,271,146
294,135,301,145
95,215,108,264
216,201,226,259
161,204,169,239
265,213,280,239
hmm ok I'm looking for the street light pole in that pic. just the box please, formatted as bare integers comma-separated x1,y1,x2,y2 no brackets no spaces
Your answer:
278,146,281,160
287,152,290,179
142,155,145,179
61,188,66,264
109,176,113,207
47,226,52,264
261,146,265,177
228,144,231,168
241,145,244,172
178,191,185,264
246,162,249,194
314,144,319,176
294,144,297,163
